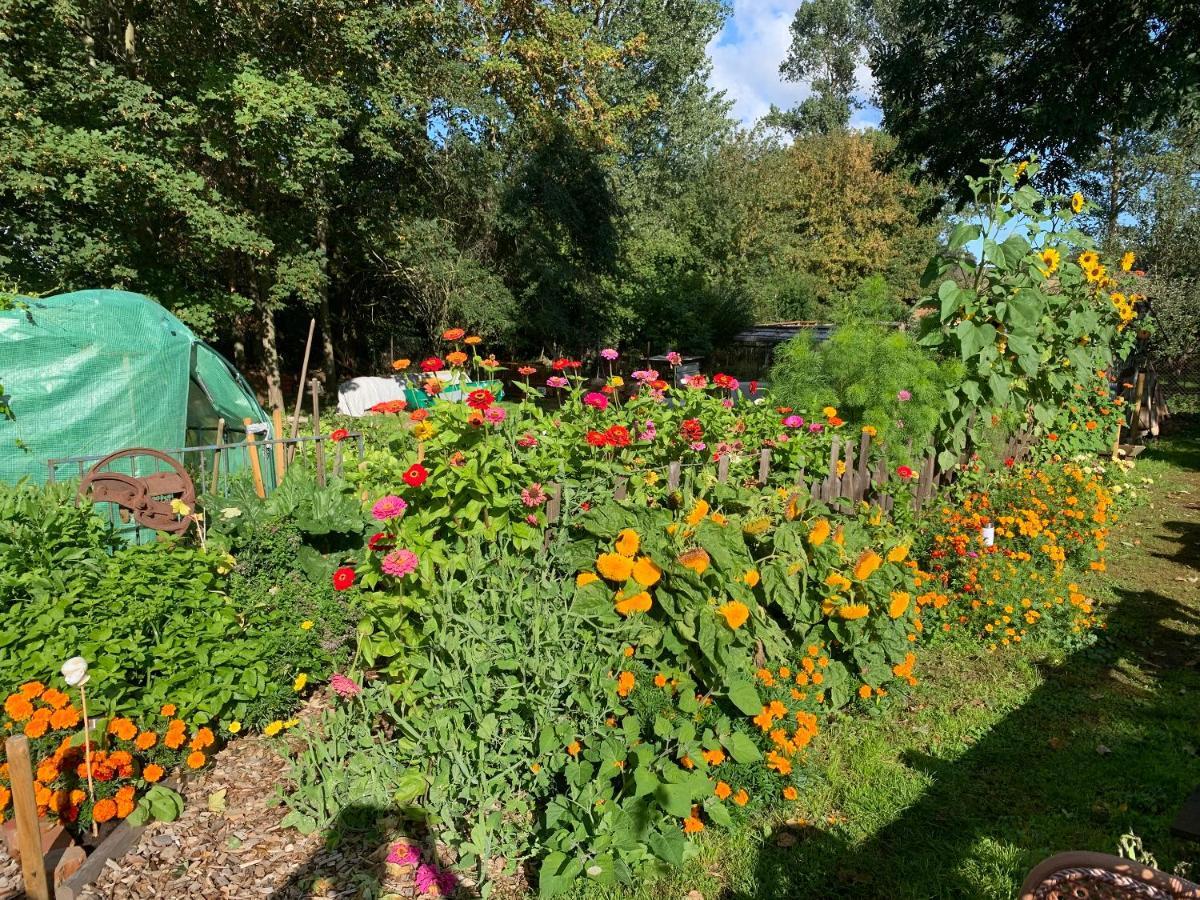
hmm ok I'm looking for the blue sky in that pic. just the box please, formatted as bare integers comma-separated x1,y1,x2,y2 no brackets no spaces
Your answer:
707,0,882,129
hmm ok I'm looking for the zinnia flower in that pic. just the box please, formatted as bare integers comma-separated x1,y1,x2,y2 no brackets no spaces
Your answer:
419,356,445,373
333,567,356,591
446,350,468,366
521,484,548,507
330,673,362,698
330,428,349,442
403,463,428,487
442,327,466,341
897,390,911,401
484,406,506,424
382,548,419,577
600,348,619,360
666,351,682,366
896,465,915,479
371,495,407,521
605,425,630,447
466,388,494,409
391,359,410,371
583,391,608,411
546,376,569,389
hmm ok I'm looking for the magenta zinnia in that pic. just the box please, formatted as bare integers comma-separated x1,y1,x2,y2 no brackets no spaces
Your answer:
381,548,419,577
372,495,408,521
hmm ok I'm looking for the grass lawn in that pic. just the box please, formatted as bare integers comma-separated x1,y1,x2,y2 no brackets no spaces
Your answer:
573,428,1200,900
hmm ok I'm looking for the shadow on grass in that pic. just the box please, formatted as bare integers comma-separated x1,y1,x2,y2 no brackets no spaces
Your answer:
733,588,1200,897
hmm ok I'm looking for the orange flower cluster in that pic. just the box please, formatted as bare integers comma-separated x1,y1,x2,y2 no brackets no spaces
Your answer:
0,685,216,828
922,461,1114,649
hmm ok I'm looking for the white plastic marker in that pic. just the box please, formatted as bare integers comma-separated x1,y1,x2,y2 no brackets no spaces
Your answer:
61,656,98,836
981,523,996,547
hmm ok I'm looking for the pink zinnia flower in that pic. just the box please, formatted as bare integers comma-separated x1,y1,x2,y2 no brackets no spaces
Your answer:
897,390,912,401
525,514,539,526
583,391,609,411
809,423,824,433
638,419,657,442
371,495,407,521
517,432,538,448
381,548,419,577
330,673,363,698
484,406,506,424
386,842,420,866
521,483,548,507
631,369,659,383
600,348,619,361
546,376,569,389
783,415,804,428
689,441,706,451
666,351,682,366
685,374,707,389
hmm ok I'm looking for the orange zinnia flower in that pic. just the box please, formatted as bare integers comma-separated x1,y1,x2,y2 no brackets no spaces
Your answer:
442,327,465,341
783,786,799,800
446,350,468,366
464,335,482,345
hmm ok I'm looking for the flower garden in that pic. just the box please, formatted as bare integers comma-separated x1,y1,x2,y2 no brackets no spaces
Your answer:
0,163,1172,896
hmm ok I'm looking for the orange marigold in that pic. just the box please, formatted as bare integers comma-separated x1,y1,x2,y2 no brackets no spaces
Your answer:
160,704,177,717
783,786,799,801
4,694,33,722
142,764,164,783
135,731,158,751
108,718,138,741
20,682,45,699
616,671,636,698
49,707,80,730
714,781,732,800
92,798,117,823
186,751,206,770
732,789,749,807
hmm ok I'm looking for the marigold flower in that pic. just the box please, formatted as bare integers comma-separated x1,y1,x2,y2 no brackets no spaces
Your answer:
714,781,732,800
135,731,157,751
631,556,662,587
717,601,749,629
702,749,726,766
887,543,909,563
858,684,873,699
49,706,80,730
615,671,637,698
186,751,206,770
42,689,69,710
783,786,799,801
732,789,749,807
825,572,851,591
852,550,883,581
293,674,308,693
108,717,138,741
92,798,117,823
20,682,45,699
596,553,634,582
654,673,668,688
4,695,33,722
567,740,581,757
683,814,705,834
614,528,640,557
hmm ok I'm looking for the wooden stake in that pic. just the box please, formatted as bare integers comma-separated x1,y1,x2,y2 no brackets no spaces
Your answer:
310,380,326,488
78,683,97,837
243,417,266,499
271,408,286,487
5,736,50,900
210,418,225,494
289,319,316,442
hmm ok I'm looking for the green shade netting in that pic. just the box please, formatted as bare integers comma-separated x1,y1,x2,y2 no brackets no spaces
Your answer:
0,289,269,485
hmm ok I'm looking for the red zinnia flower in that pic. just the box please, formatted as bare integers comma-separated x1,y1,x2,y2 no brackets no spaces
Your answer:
332,567,356,591
680,418,704,442
330,428,349,442
403,463,428,487
896,465,915,479
605,425,631,447
409,408,430,422
420,356,445,373
367,532,391,552
551,357,571,371
466,388,494,410
586,430,609,448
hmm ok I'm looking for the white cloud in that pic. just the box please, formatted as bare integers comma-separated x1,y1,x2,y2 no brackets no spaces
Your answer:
707,1,879,128
707,0,810,126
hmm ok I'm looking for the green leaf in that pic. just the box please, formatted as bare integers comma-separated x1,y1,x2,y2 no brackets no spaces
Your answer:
655,782,694,818
723,731,762,764
725,680,761,717
648,828,686,866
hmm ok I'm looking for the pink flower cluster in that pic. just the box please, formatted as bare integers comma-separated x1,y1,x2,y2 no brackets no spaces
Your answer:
330,673,362,698
600,348,619,361
386,843,459,896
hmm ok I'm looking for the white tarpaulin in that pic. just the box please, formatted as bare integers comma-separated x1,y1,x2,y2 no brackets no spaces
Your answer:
336,376,408,417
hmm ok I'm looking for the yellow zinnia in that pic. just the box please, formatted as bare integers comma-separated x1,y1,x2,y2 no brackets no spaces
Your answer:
632,556,662,587
808,518,831,546
596,553,634,582
822,406,837,418
717,600,750,629
838,603,870,621
852,549,882,581
615,528,640,557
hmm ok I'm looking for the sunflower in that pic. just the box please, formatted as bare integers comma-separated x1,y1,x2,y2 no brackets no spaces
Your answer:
1120,251,1135,272
888,591,911,618
1039,247,1060,275
838,603,870,620
596,553,634,582
1070,192,1084,213
576,571,599,587
807,518,831,546
852,549,883,581
678,548,710,574
632,556,662,587
615,591,652,616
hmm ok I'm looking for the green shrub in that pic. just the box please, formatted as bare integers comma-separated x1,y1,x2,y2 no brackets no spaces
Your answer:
768,323,958,459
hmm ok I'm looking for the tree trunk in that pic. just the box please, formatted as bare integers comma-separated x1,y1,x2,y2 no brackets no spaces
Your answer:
317,215,337,386
258,299,285,412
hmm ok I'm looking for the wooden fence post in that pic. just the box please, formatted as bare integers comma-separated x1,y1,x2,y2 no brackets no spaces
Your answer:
667,461,681,490
5,735,50,900
717,455,730,484
310,379,326,487
242,417,266,499
757,448,771,485
271,408,286,487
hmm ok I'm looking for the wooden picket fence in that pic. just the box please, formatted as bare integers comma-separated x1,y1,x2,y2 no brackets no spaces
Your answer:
541,427,1038,534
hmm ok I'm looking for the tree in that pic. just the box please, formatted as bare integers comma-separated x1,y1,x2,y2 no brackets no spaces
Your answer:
870,0,1200,191
769,0,872,136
